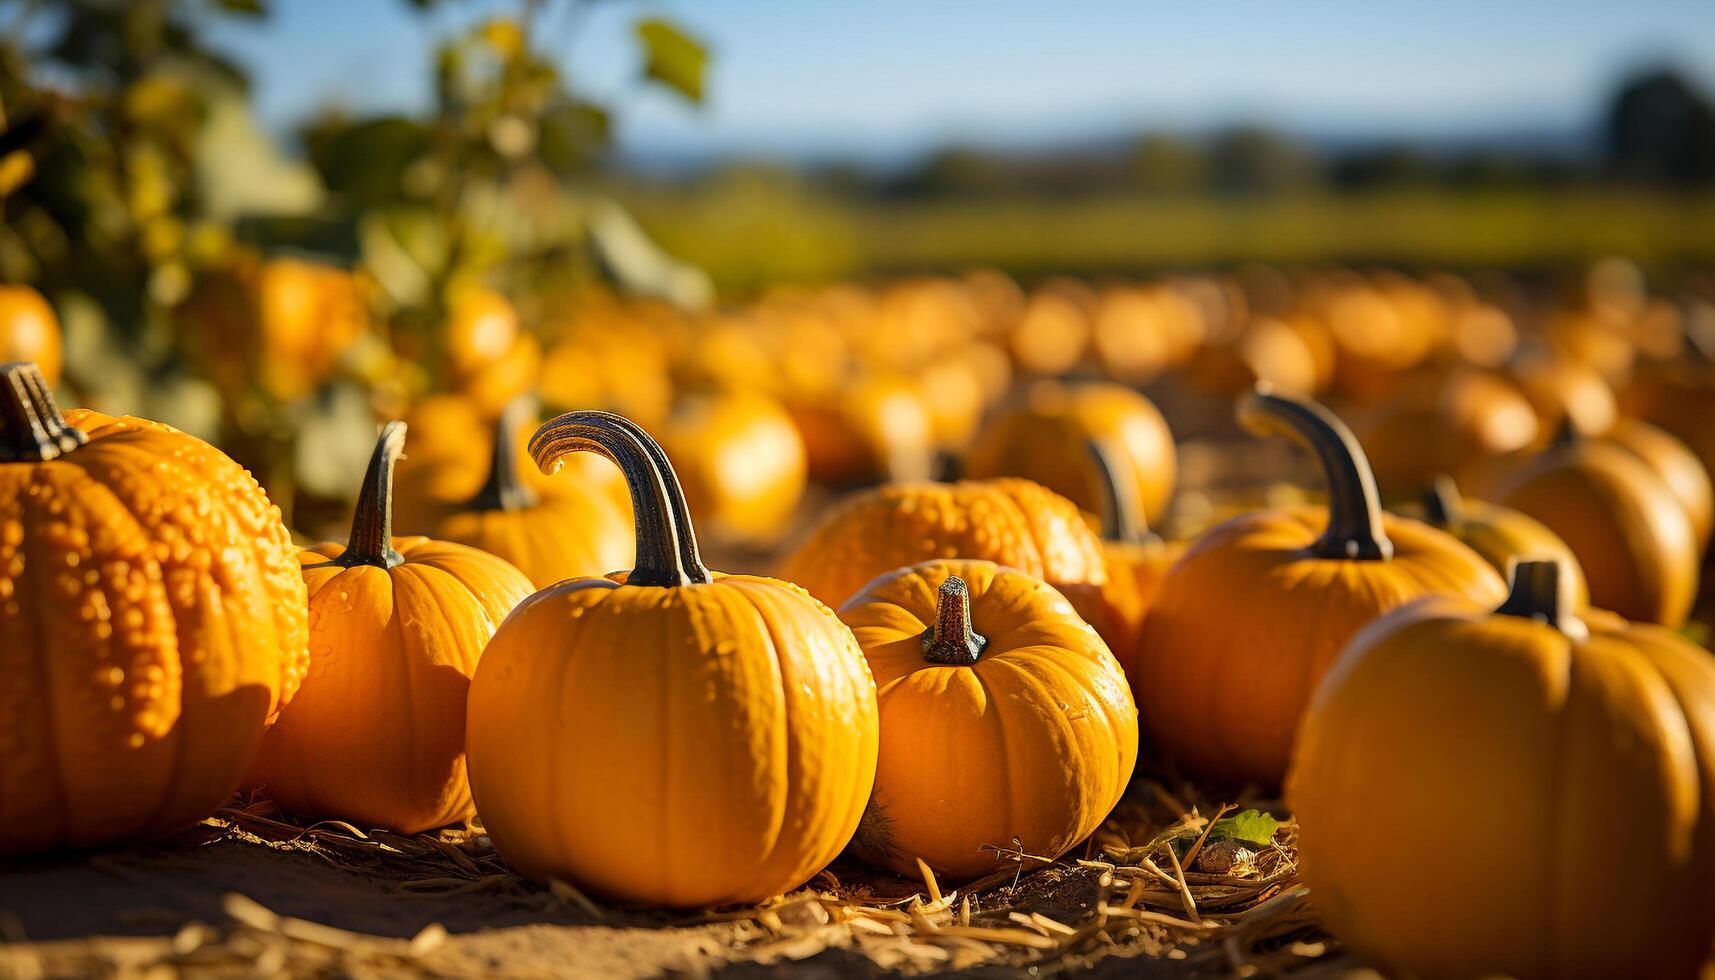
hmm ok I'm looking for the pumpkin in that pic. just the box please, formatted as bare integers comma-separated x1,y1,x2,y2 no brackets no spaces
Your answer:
1133,388,1504,788
0,362,308,854
249,423,533,833
1623,358,1715,489
466,411,879,907
1509,347,1617,438
837,560,1137,880
0,286,62,386
1289,561,1715,980
964,380,1176,527
1604,418,1714,550
1082,439,1185,675
444,288,541,418
787,373,935,486
659,389,807,546
185,256,369,402
1407,476,1589,610
1355,368,1539,494
1007,287,1090,377
433,402,633,588
1488,424,1698,626
778,476,1108,615
1188,317,1320,399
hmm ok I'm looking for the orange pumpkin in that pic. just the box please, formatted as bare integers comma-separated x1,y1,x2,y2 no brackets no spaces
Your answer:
659,389,807,546
1408,476,1589,610
787,373,935,486
1290,561,1715,980
1355,368,1539,495
250,423,533,832
467,411,878,907
1509,347,1617,438
838,560,1137,880
0,286,62,385
1605,418,1713,550
185,256,369,402
444,288,541,417
0,363,307,854
778,477,1108,614
964,380,1176,527
1082,439,1184,675
1134,388,1504,788
1623,358,1715,490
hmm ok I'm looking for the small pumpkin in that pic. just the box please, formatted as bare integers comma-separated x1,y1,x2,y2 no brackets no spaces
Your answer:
250,423,533,833
433,402,633,588
659,389,807,546
778,477,1108,614
0,285,62,385
1289,561,1715,980
1487,423,1698,626
185,256,369,403
444,287,541,418
964,379,1176,527
838,560,1137,880
1604,417,1713,550
1133,388,1504,789
466,411,879,907
0,363,308,854
1509,347,1617,438
1355,368,1540,495
1406,475,1589,610
1082,439,1185,675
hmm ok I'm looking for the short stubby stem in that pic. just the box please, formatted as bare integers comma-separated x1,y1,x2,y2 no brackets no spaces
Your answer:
1421,475,1466,528
466,399,539,513
1496,559,1587,641
1,362,87,463
338,421,407,569
921,575,987,665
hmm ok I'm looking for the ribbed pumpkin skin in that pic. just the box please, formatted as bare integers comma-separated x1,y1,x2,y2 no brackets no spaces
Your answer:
467,574,879,907
0,409,308,854
838,561,1137,880
1090,538,1185,677
1606,418,1714,549
778,478,1107,612
435,490,632,589
1135,508,1503,788
1289,602,1715,980
249,538,532,833
1407,493,1590,611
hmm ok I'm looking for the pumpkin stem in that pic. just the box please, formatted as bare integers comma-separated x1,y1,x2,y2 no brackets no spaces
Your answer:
1420,475,1465,527
466,398,539,513
1496,559,1587,640
1087,437,1149,544
338,421,407,569
0,362,87,463
1238,385,1393,561
1550,415,1581,449
530,410,711,588
921,575,987,665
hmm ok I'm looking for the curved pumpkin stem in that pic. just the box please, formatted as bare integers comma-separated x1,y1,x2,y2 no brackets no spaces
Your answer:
0,362,86,463
921,575,987,665
1238,386,1393,561
1496,559,1587,641
339,421,407,569
1420,474,1465,527
465,398,539,513
530,410,711,588
1086,437,1148,544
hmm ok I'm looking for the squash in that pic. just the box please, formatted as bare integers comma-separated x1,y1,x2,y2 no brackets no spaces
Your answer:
444,287,541,418
434,402,633,588
1488,424,1698,626
0,286,62,386
1407,476,1589,610
778,477,1108,614
1623,358,1715,490
838,560,1137,880
249,423,533,832
185,256,369,402
1133,388,1504,789
1289,561,1715,980
0,362,308,854
1355,368,1539,495
659,389,807,546
1007,288,1090,377
964,380,1176,527
466,411,879,907
787,373,935,486
1604,418,1713,550
1509,347,1617,438
1082,439,1185,676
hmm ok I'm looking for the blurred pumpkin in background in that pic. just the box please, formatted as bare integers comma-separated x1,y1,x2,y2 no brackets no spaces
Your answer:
786,372,935,486
1318,276,1438,402
659,388,807,546
1404,475,1589,610
1081,439,1186,673
538,321,674,432
1188,316,1320,398
0,285,62,386
1007,287,1090,377
445,288,541,418
1604,418,1714,550
1355,368,1539,495
1624,355,1715,494
1508,347,1618,439
185,256,370,402
1090,283,1204,383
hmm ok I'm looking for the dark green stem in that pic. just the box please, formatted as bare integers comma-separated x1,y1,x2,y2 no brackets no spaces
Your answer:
0,362,86,462
465,399,539,512
921,575,986,665
1496,559,1587,640
1238,386,1393,560
337,421,406,569
1086,437,1148,544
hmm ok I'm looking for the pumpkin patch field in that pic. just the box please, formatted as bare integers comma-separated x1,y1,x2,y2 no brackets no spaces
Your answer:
6,3,1715,978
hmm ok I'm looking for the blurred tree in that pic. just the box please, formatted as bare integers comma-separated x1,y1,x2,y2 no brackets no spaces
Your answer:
1606,68,1715,187
1126,134,1206,196
1208,126,1317,195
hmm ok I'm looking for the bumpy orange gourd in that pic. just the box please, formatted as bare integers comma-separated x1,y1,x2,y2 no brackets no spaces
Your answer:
1134,389,1504,789
964,380,1176,527
0,286,62,386
0,363,308,854
466,412,879,907
433,402,633,588
1082,439,1184,675
250,423,533,833
660,389,807,546
1408,476,1589,610
778,477,1108,614
1488,424,1698,627
1290,561,1715,980
839,560,1137,880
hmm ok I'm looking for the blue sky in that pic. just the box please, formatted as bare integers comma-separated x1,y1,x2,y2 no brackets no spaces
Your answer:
209,0,1715,165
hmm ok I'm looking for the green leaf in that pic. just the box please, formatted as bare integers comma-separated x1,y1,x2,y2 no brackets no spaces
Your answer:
1208,810,1281,847
634,17,707,104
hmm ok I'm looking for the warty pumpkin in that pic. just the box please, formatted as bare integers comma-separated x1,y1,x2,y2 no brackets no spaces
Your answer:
433,401,633,588
466,411,879,907
1288,561,1715,980
0,286,62,386
1407,475,1589,611
964,379,1177,527
1133,388,1504,789
0,362,308,854
1082,439,1185,677
777,476,1108,615
659,389,807,547
838,560,1137,880
249,423,533,833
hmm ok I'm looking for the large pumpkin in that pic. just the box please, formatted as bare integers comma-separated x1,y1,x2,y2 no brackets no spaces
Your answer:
1289,561,1715,980
0,286,62,386
777,477,1107,614
659,389,807,546
433,402,633,588
838,560,1137,880
1133,388,1504,789
964,380,1176,527
250,423,533,833
1407,475,1589,610
0,362,308,854
466,411,879,907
